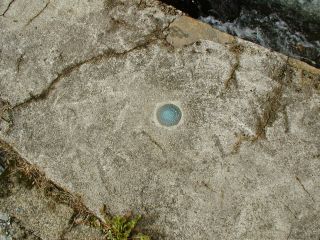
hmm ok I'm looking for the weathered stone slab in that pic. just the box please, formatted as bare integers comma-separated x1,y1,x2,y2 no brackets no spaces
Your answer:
166,15,235,47
0,186,73,240
0,0,319,239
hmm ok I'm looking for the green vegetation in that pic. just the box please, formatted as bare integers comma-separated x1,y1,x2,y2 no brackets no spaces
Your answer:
105,215,150,240
96,205,151,240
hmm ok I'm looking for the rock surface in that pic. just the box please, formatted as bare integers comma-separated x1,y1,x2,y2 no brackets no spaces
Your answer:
0,186,73,240
0,0,319,239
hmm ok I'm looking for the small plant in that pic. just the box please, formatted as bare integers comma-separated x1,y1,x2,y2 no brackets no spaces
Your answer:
99,205,151,240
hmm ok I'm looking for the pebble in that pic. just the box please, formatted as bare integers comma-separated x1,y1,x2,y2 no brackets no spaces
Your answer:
0,213,9,223
0,213,11,240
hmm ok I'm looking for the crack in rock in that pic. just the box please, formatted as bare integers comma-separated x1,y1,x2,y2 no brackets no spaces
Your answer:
296,176,315,203
139,130,167,156
16,53,25,74
213,134,225,158
231,57,290,153
282,202,298,219
12,37,161,111
224,44,244,90
0,0,15,16
0,138,97,220
0,99,13,134
25,0,50,27
255,85,284,139
254,57,290,139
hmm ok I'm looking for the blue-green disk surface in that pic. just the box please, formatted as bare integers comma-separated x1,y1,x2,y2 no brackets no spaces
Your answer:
156,104,182,127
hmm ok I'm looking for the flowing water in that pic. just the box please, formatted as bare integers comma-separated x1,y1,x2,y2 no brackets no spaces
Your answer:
162,0,320,68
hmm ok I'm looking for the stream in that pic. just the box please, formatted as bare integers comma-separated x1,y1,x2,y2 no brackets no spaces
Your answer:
161,0,320,68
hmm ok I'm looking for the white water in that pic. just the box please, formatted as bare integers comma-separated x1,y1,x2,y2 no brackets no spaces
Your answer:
250,0,320,21
200,9,320,67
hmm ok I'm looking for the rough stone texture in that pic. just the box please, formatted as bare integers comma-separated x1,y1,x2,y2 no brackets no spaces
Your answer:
0,0,319,239
0,211,42,240
0,213,11,240
0,0,179,107
0,183,74,240
64,225,105,240
167,16,235,48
